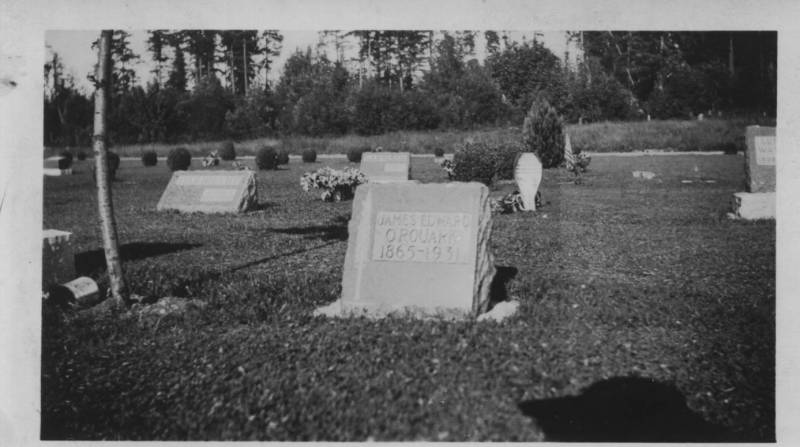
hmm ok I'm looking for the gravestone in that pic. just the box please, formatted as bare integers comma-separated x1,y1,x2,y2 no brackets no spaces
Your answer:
359,152,411,183
745,125,776,193
514,153,543,211
329,182,495,319
43,156,72,176
42,229,75,290
730,125,776,219
156,170,257,213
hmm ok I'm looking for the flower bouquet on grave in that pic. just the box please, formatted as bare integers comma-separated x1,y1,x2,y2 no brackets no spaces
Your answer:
300,167,367,202
202,150,220,168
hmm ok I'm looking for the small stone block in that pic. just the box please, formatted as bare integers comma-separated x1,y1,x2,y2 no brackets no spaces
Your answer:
731,192,775,220
360,152,411,183
43,168,72,176
338,182,495,319
156,170,257,213
42,229,75,289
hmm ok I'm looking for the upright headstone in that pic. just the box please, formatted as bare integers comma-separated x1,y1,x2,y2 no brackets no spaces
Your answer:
514,153,543,211
332,182,495,319
42,229,75,290
745,125,776,193
730,125,776,219
156,170,257,213
359,152,411,183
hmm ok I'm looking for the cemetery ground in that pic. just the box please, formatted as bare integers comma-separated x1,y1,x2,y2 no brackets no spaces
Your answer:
41,152,774,441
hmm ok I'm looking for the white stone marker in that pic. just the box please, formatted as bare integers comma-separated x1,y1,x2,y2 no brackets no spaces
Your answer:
359,152,411,183
42,229,75,290
514,153,543,211
730,125,776,220
320,182,496,319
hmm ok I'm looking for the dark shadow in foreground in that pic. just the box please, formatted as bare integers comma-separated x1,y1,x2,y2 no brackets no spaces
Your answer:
518,377,741,442
488,265,518,308
75,242,200,275
272,215,350,241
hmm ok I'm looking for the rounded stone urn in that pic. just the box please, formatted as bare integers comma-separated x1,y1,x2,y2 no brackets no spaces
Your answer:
513,152,543,211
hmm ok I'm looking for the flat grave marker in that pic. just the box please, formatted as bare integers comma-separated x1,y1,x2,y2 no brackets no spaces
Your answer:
156,170,257,213
333,182,495,318
359,152,411,183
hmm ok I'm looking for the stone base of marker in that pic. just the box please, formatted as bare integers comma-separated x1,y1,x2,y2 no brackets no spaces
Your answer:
329,182,496,319
43,168,73,176
42,229,75,290
157,170,257,213
729,192,775,220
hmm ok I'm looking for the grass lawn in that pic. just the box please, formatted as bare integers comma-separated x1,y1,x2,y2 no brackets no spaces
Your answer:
41,153,774,441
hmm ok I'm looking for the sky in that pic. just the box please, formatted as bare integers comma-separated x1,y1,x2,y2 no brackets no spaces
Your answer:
44,30,570,93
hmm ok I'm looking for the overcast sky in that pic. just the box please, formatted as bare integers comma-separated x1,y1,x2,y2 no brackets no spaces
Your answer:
45,30,569,93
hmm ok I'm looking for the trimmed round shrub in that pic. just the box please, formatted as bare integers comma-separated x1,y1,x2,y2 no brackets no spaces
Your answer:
76,150,87,161
141,150,158,167
452,142,499,186
255,146,278,170
91,151,121,182
276,150,290,166
219,140,236,161
347,146,371,163
302,149,317,163
434,147,445,157
58,150,73,169
522,97,564,169
167,147,192,171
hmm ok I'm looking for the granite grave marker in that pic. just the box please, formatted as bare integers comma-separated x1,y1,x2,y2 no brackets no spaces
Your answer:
156,170,257,213
330,182,495,318
359,152,411,183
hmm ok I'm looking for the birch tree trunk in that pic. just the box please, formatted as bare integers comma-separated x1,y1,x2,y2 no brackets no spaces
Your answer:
93,29,127,308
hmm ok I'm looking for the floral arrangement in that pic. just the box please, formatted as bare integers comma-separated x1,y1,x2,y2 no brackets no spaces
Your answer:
202,150,220,168
566,152,591,175
491,190,542,214
440,158,456,179
300,167,367,202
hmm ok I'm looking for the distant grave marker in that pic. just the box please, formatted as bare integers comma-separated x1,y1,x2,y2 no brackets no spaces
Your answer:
42,229,75,290
156,170,257,213
325,182,496,318
745,126,776,193
359,152,411,183
730,125,775,219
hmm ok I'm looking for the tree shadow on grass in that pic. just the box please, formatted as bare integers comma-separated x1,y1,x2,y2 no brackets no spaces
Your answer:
75,242,200,275
272,215,350,241
488,265,518,308
227,240,340,273
518,376,741,442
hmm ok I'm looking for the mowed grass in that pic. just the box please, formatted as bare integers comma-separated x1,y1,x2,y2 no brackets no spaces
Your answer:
41,153,774,441
46,117,776,159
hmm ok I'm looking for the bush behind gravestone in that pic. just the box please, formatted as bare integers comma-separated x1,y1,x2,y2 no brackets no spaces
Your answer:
91,151,120,182
141,150,158,167
434,147,445,157
167,147,192,171
347,146,371,163
276,150,290,166
522,97,564,169
452,141,499,186
219,140,236,161
59,150,74,168
256,146,278,170
302,149,317,163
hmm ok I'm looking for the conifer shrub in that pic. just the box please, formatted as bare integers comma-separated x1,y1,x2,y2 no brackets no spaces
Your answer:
256,146,278,170
76,150,87,161
434,147,445,157
141,150,158,167
276,150,290,166
522,97,565,169
219,140,236,161
58,150,74,169
302,149,317,163
167,147,192,171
